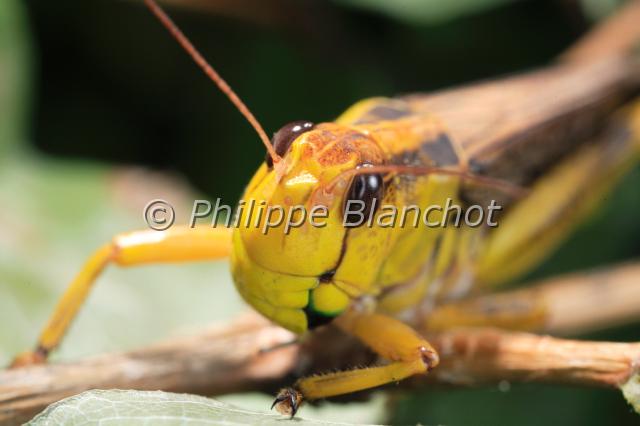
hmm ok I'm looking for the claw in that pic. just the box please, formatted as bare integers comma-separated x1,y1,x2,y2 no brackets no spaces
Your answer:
270,394,286,410
9,347,48,369
272,387,303,418
419,346,440,371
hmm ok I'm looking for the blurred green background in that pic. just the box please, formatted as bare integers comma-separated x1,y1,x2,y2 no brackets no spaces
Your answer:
1,0,639,424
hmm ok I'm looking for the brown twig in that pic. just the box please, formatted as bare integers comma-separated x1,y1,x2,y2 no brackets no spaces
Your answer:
2,263,640,425
427,328,640,387
562,0,640,63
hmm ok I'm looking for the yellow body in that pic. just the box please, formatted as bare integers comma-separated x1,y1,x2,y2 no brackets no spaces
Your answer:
11,96,640,416
231,96,640,338
9,0,640,411
7,0,640,418
237,97,640,413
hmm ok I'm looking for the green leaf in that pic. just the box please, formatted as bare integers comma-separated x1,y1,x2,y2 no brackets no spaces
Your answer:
621,371,640,415
28,389,381,426
333,0,620,25
333,0,515,24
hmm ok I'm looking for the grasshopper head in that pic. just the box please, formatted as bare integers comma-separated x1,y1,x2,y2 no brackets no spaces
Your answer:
230,122,386,334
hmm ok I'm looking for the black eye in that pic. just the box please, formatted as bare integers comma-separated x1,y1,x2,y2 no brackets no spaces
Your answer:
343,166,384,225
266,120,315,168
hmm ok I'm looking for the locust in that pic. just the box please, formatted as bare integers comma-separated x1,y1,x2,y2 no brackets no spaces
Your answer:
9,0,640,418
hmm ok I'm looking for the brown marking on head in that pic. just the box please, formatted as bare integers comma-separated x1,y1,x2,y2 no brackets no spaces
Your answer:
303,123,385,168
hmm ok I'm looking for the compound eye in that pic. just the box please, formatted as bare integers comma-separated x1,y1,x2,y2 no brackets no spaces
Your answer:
266,120,315,168
343,165,384,225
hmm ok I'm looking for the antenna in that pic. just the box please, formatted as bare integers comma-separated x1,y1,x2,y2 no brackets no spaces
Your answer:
323,165,527,198
143,0,280,164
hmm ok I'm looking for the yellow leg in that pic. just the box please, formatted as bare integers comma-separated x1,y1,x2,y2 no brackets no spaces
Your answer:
424,289,548,332
10,226,231,368
475,103,640,287
273,312,438,416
